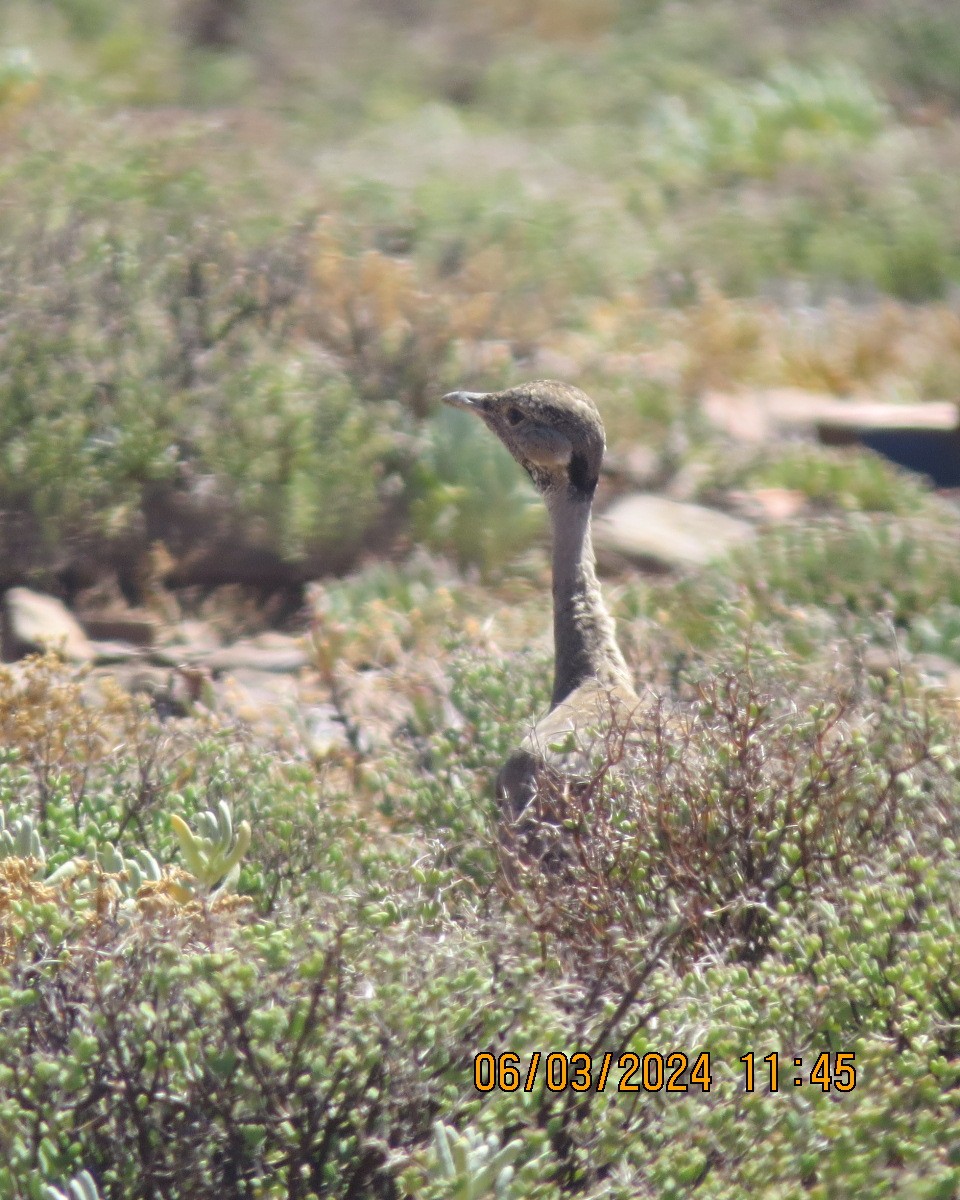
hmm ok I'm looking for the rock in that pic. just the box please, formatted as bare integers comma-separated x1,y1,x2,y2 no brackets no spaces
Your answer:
2,588,94,663
705,388,960,444
215,668,351,755
603,443,662,488
727,487,807,523
90,640,146,665
78,610,161,647
201,634,310,675
594,494,755,570
154,619,223,661
149,630,309,673
217,668,300,723
803,397,958,434
915,653,960,702
702,389,779,443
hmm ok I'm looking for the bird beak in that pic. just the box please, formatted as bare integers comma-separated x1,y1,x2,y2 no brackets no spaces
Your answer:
442,391,490,412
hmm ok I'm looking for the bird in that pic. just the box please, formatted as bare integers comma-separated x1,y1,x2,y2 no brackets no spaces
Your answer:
442,380,641,822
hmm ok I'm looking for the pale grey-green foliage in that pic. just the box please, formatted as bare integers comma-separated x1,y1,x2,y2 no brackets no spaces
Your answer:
0,811,165,895
42,1169,101,1200
412,407,544,575
0,46,37,95
0,810,43,862
428,1122,524,1200
640,63,886,190
96,841,162,897
170,800,251,892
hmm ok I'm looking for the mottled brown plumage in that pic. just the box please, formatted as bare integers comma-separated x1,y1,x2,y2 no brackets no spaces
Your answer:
442,380,640,815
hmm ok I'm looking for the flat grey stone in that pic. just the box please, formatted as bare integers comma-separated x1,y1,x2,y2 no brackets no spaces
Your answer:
160,619,223,653
594,494,755,570
704,389,960,443
202,637,310,674
915,653,960,701
149,630,310,674
91,640,146,664
214,668,351,755
2,588,94,663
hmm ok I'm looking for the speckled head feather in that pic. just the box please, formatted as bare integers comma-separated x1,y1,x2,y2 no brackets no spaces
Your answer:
443,380,606,500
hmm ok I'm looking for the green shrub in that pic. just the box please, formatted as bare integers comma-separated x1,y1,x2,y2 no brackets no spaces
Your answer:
640,64,886,190
0,165,306,571
46,0,118,42
661,181,960,301
411,407,545,576
2,632,960,1198
876,0,960,108
742,445,930,515
909,602,960,663
632,507,960,663
202,366,387,563
730,514,960,623
0,145,462,580
805,199,957,302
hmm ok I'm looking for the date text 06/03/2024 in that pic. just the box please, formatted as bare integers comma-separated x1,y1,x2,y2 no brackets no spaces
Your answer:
474,1051,857,1095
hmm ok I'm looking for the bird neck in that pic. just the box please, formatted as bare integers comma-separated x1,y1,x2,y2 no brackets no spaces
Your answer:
547,491,630,707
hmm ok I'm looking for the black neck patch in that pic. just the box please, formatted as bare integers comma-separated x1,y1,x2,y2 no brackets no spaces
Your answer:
568,451,597,496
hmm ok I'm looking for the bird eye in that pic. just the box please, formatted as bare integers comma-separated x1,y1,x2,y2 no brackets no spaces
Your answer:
506,407,524,426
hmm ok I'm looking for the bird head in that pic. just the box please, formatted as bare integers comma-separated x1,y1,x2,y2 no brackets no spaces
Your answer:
442,380,605,501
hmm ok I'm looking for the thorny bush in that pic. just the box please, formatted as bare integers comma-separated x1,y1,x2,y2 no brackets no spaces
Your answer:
501,656,955,976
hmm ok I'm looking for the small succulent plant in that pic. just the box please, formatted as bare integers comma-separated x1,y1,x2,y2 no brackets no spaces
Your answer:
0,810,43,863
43,1169,101,1200
429,1122,523,1200
170,801,251,892
96,841,163,896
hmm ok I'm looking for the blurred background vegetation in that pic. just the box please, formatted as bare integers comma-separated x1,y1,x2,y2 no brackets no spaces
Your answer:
3,0,960,591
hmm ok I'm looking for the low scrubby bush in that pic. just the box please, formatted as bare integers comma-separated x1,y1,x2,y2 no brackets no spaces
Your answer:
640,65,886,192
501,650,954,972
411,407,545,576
2,636,960,1197
643,509,960,661
740,445,931,515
